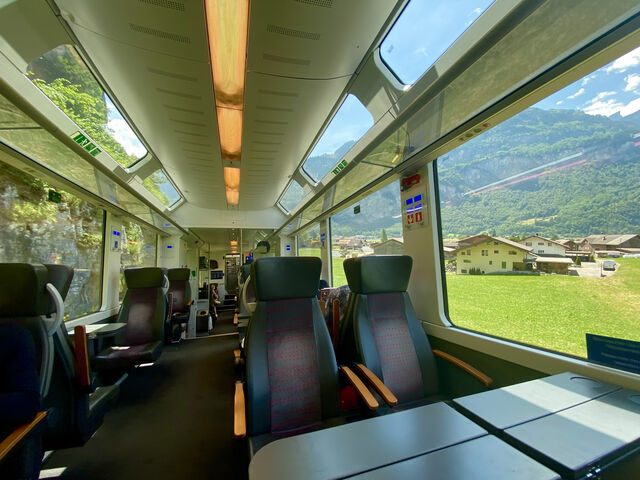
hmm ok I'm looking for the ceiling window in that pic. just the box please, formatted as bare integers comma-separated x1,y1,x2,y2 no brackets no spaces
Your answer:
142,169,181,207
302,95,374,183
27,45,147,167
278,180,306,213
380,0,494,85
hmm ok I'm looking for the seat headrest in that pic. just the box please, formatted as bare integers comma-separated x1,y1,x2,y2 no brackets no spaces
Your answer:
0,263,49,317
124,267,165,289
252,257,321,301
45,264,74,300
344,255,412,294
167,268,190,282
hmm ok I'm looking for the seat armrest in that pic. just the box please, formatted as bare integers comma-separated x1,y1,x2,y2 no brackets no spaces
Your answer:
73,326,91,388
233,313,238,325
432,349,493,387
339,366,379,410
0,411,47,461
353,363,398,406
234,381,246,438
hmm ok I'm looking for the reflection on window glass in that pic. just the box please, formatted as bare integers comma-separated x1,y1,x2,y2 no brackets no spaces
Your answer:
303,95,374,182
27,45,147,167
0,159,104,320
297,224,323,263
381,0,493,85
142,169,181,207
279,180,305,212
120,220,157,300
331,181,402,286
438,48,640,360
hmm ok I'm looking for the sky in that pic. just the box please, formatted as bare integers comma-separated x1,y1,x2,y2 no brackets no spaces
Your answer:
105,96,148,159
536,46,640,118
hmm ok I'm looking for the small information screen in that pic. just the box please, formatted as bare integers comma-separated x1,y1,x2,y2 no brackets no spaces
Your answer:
401,172,428,231
586,333,640,374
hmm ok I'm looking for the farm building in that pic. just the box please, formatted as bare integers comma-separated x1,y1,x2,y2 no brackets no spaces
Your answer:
454,234,534,274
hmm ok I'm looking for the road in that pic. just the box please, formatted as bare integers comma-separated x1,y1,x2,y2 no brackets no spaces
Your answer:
569,260,617,278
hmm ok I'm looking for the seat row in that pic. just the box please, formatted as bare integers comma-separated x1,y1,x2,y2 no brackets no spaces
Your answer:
234,255,494,456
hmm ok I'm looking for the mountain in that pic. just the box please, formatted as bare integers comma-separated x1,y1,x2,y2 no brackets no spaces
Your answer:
303,140,356,181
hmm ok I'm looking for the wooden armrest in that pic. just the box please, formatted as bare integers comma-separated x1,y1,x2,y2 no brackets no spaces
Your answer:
233,313,238,325
339,366,379,410
234,381,246,438
73,326,91,387
0,411,47,461
353,363,398,406
432,349,493,387
319,301,326,318
331,298,340,349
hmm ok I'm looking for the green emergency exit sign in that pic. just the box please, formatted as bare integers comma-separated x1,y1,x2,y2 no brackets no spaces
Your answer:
332,159,348,176
71,131,102,156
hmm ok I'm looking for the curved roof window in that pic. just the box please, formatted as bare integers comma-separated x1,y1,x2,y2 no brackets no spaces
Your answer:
142,169,181,207
278,180,305,213
381,0,494,85
302,94,373,183
27,45,147,167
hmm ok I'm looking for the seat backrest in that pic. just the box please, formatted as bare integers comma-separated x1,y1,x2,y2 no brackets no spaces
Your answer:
344,255,439,405
167,268,191,314
246,257,338,437
0,263,56,400
118,267,166,345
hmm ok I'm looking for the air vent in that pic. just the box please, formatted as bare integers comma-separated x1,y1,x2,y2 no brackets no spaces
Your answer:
157,88,201,99
251,150,278,154
263,53,310,66
170,118,206,127
137,0,186,12
252,131,284,136
251,157,275,161
253,141,282,145
164,105,204,114
182,149,210,155
255,120,289,125
294,0,332,7
178,140,211,147
174,129,207,137
148,67,197,82
267,24,320,40
129,23,191,44
256,106,293,112
258,89,299,98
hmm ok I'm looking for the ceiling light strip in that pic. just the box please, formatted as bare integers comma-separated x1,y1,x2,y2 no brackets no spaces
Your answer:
205,0,250,206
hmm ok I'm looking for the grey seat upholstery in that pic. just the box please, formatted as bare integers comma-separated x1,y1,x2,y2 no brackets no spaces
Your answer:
168,268,191,325
93,267,165,370
42,265,119,450
343,256,445,409
245,257,341,456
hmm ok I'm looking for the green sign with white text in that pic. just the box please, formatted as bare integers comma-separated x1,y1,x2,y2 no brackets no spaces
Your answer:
71,131,102,156
332,159,348,176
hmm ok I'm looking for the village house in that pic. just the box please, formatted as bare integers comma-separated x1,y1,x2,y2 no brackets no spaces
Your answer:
522,235,569,256
583,234,640,251
372,238,404,255
454,234,534,274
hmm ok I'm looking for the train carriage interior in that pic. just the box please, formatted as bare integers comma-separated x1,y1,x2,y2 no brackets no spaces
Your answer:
1,0,640,479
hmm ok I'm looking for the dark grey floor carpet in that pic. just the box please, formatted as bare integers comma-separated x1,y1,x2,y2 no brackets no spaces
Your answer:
42,334,248,479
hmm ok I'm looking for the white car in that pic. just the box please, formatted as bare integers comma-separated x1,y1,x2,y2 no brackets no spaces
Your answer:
602,260,616,271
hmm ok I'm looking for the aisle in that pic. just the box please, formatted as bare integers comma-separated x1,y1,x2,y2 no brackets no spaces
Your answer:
42,333,248,479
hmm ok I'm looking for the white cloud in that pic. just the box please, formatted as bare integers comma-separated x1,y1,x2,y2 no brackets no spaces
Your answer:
587,91,617,103
583,99,624,116
107,118,147,157
567,88,585,99
555,100,564,105
473,7,483,14
624,73,640,92
414,47,429,58
620,97,640,117
581,75,596,86
605,46,640,73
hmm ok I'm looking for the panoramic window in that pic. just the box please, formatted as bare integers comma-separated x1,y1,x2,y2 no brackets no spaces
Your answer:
27,45,147,167
381,0,493,85
119,220,157,300
278,180,305,213
0,160,104,320
297,224,322,263
438,47,640,360
302,95,374,183
331,181,402,286
142,169,181,207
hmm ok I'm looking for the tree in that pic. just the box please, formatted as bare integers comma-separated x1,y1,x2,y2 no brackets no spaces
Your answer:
381,229,388,242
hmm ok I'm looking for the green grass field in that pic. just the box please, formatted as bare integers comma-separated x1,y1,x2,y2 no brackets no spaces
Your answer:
299,247,349,286
446,258,640,357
